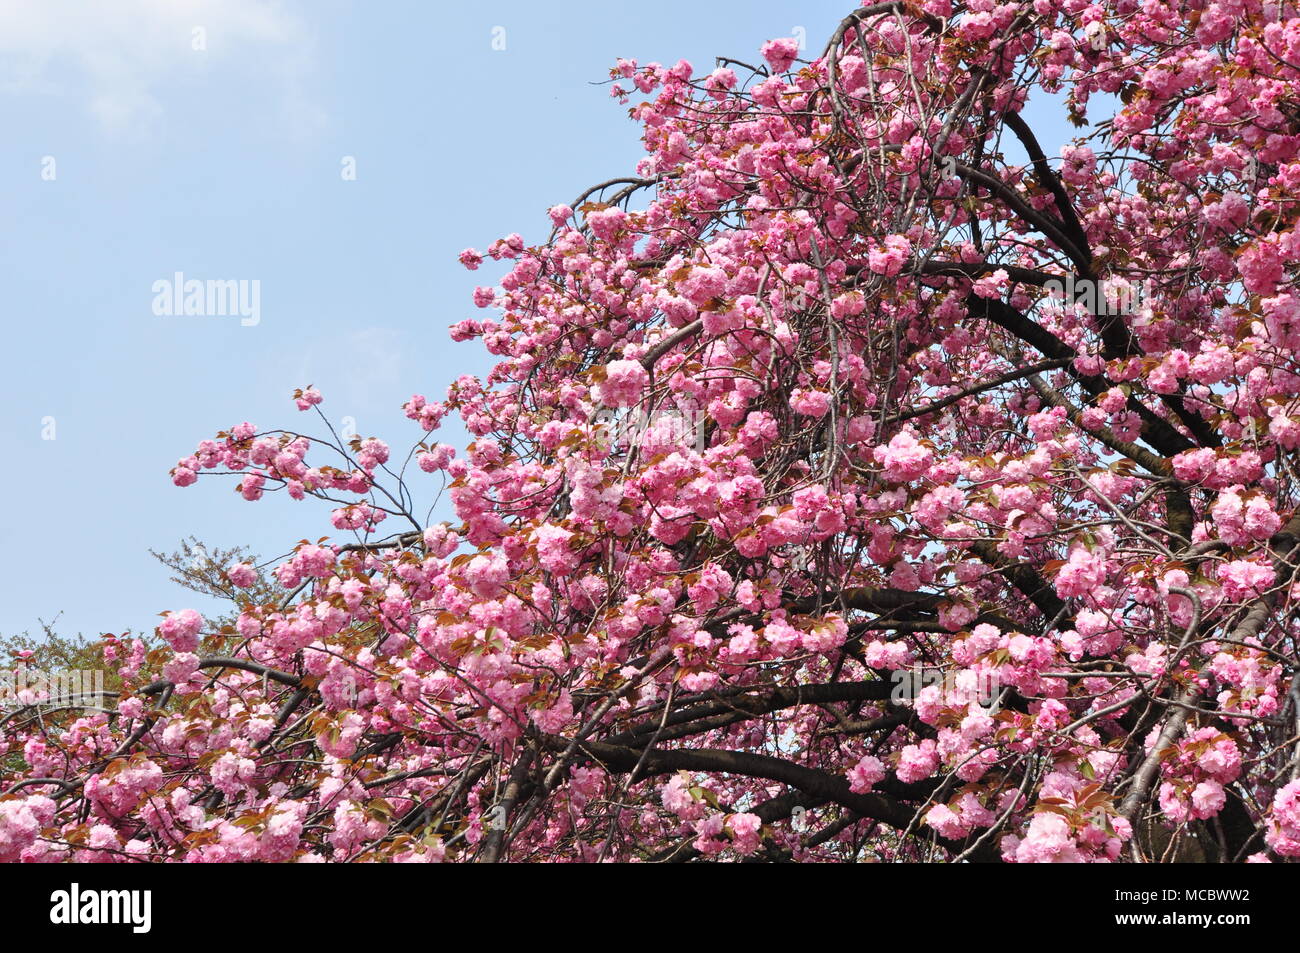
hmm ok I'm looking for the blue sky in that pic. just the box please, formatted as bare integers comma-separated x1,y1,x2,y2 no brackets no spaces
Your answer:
0,0,1077,640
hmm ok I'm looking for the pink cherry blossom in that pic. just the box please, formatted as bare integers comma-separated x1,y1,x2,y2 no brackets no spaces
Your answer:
594,359,649,408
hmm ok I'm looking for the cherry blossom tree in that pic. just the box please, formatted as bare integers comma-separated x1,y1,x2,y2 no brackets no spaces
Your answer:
7,0,1300,863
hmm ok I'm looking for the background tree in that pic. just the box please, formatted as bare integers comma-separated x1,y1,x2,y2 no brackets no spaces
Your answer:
5,0,1300,863
148,536,280,623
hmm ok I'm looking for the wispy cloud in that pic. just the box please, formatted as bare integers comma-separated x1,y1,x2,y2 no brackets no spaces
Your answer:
0,0,321,133
293,326,406,417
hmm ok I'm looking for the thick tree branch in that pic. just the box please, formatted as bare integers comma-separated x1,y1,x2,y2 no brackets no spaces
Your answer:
543,737,1000,861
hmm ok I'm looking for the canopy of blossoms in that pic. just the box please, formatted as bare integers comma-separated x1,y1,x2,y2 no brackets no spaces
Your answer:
6,0,1300,863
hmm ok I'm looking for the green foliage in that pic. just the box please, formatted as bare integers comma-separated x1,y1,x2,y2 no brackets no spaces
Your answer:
0,537,273,777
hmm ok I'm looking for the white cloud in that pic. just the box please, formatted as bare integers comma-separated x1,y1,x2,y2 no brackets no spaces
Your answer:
0,0,320,133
